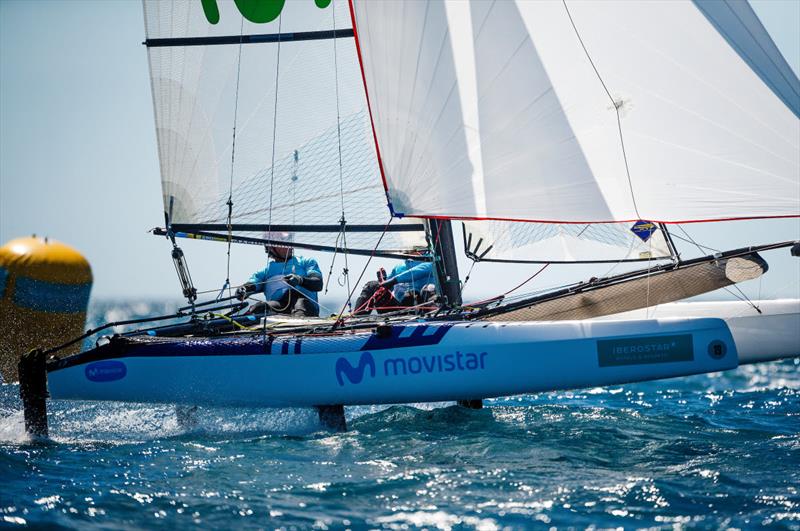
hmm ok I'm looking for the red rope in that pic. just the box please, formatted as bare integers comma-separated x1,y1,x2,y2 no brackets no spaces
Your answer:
465,263,551,308
372,304,438,312
344,289,438,322
332,218,393,328
350,285,390,316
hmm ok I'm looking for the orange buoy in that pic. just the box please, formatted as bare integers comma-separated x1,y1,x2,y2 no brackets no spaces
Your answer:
0,236,92,382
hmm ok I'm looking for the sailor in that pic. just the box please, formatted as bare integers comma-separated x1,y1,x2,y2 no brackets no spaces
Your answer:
353,255,438,315
236,233,323,317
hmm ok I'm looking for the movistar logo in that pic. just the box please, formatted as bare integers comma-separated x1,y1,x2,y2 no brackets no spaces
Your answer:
201,0,332,25
335,350,489,386
336,352,376,386
85,360,127,382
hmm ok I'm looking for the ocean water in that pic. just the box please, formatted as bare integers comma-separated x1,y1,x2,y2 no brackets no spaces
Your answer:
1,302,798,529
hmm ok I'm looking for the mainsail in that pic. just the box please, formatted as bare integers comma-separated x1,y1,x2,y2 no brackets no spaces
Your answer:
143,0,426,257
351,0,800,223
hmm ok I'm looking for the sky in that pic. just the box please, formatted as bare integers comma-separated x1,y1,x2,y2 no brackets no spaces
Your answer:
1,0,799,305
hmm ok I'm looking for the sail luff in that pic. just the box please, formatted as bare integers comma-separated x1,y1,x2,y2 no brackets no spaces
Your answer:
346,0,391,207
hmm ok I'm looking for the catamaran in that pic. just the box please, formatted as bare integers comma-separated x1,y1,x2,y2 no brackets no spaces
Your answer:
19,0,800,434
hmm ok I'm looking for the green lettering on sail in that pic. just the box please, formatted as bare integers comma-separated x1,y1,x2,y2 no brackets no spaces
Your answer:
201,0,331,25
200,0,221,24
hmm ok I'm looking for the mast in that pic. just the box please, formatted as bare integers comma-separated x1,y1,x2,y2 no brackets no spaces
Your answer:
659,223,681,263
428,219,480,409
427,219,461,307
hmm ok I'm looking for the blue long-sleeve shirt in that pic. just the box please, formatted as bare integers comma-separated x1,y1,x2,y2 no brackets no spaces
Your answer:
248,256,321,304
388,259,437,299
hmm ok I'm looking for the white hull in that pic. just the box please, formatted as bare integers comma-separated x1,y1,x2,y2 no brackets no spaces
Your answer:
48,318,737,407
597,299,800,364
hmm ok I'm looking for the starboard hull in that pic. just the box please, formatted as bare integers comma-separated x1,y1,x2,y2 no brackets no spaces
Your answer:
47,318,737,408
598,299,800,364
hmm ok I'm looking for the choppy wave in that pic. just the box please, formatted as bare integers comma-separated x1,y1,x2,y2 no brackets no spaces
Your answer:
1,301,798,529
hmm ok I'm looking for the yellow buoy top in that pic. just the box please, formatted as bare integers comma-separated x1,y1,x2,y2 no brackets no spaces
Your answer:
0,236,92,285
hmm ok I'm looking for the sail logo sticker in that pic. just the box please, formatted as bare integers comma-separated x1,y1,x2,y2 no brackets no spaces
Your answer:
201,0,331,25
597,335,694,367
85,360,127,382
630,220,657,242
336,352,376,386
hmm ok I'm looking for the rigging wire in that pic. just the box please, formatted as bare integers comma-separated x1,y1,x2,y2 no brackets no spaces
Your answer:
465,263,551,308
332,0,352,310
677,225,761,313
333,218,394,328
671,228,721,254
591,224,663,282
562,0,641,220
260,12,282,338
459,259,478,296
500,263,551,297
350,285,389,315
266,13,283,248
221,17,246,301
324,230,343,295
466,223,675,311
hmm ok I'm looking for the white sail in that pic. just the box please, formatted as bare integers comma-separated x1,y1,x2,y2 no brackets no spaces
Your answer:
462,220,672,263
351,0,800,223
143,0,426,254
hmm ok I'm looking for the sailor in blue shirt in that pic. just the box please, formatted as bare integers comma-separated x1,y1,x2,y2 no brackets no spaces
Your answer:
353,256,438,315
237,238,323,317
384,259,436,302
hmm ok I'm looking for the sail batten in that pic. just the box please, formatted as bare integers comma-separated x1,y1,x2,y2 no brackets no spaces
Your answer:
145,28,355,48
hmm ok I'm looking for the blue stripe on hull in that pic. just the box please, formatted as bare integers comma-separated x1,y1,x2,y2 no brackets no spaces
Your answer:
46,319,739,408
361,325,453,351
50,324,452,372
